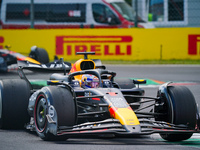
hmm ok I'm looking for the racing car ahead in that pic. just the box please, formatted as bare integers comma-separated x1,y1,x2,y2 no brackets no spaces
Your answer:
0,45,49,72
0,52,199,142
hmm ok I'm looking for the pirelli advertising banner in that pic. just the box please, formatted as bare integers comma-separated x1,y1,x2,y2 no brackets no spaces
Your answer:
0,28,200,61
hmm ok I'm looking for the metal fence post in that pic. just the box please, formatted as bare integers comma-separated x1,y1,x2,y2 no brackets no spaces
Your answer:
135,0,138,27
30,0,34,28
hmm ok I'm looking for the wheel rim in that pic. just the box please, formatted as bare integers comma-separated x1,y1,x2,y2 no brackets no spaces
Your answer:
35,96,47,132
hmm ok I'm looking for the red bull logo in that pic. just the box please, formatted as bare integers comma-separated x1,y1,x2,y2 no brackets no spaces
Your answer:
56,36,133,56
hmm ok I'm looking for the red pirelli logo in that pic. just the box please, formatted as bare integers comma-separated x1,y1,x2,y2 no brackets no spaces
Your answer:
0,36,4,49
188,35,200,55
56,36,133,56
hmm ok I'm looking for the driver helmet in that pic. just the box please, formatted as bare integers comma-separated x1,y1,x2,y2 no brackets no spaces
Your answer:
81,74,99,88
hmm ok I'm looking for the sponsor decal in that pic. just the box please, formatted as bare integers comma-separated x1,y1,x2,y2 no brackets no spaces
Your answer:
109,107,118,118
107,92,117,96
0,36,4,49
49,106,55,118
110,97,128,108
23,8,30,16
68,10,81,17
56,36,133,56
188,35,200,55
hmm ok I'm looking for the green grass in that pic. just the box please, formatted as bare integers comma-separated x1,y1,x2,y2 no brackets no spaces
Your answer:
100,59,200,65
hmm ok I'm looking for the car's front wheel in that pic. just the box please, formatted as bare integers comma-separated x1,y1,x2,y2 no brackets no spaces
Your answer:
155,85,197,141
34,86,77,141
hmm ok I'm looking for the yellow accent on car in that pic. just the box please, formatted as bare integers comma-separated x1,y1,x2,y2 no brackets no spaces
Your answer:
50,80,59,83
70,59,96,84
137,79,144,82
25,57,41,65
114,108,140,125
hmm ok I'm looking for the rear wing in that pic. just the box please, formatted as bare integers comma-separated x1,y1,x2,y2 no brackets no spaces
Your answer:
17,58,71,74
17,59,72,90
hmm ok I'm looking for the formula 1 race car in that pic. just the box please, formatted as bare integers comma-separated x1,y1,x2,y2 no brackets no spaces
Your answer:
0,45,49,72
0,52,199,142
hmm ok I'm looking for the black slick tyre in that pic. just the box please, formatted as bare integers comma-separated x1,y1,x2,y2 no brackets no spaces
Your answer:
34,86,77,141
114,79,135,89
156,86,197,141
0,79,31,129
29,48,49,64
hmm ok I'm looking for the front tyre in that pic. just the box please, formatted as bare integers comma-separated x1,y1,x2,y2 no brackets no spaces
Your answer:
156,85,197,141
34,86,77,141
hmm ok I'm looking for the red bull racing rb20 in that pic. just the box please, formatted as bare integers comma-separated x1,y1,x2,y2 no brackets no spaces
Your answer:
0,52,199,142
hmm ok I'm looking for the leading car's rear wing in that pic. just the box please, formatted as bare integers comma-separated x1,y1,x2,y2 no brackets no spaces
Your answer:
17,58,71,73
17,58,72,90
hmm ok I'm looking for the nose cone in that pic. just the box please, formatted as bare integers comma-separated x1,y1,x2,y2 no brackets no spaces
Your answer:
113,107,140,125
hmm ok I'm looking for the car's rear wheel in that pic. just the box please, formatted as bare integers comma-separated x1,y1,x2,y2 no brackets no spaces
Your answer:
29,48,49,64
0,79,31,129
155,86,197,141
114,79,135,89
34,86,77,141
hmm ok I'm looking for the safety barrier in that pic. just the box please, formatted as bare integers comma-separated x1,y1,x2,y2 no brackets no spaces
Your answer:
0,28,200,61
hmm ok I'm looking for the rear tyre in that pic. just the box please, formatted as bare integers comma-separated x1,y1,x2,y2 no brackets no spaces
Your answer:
29,48,49,64
34,86,77,141
114,79,135,89
0,79,31,129
156,86,197,141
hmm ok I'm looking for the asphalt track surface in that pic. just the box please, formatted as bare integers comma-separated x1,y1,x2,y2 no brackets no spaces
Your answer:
0,64,200,150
